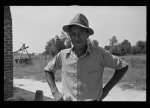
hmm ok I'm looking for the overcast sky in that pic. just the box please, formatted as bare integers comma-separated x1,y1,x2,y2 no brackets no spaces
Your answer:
10,6,146,54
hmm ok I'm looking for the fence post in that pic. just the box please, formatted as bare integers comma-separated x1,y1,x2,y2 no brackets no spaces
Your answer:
131,57,134,67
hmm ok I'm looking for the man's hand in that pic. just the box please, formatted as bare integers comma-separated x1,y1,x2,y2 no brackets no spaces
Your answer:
45,71,64,101
99,65,129,101
53,91,64,101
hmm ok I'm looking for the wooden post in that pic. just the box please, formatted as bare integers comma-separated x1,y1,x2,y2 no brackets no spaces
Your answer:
35,90,43,101
17,49,23,65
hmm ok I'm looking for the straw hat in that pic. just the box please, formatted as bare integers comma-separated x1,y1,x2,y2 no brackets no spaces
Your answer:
63,13,94,36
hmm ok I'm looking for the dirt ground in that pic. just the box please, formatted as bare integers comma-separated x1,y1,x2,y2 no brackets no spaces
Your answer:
13,78,146,101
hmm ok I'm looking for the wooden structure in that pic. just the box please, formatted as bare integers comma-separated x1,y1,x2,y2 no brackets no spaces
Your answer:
13,43,32,65
34,90,43,101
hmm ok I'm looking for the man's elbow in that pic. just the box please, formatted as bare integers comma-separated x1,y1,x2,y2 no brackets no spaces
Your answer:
45,70,49,73
124,65,129,71
45,70,54,75
115,65,129,74
45,70,49,74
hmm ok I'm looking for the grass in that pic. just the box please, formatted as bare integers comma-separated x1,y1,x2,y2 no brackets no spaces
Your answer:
102,54,146,90
13,55,49,81
13,54,146,90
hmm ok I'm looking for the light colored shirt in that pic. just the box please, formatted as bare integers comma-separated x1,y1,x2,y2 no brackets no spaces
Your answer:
44,44,128,101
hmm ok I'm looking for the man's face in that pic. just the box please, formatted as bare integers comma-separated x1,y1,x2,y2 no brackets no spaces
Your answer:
69,25,89,49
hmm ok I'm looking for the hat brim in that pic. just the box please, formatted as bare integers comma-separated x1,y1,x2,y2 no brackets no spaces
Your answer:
63,23,94,36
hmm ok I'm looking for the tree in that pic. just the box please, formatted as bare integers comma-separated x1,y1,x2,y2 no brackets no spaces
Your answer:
143,43,146,54
55,35,66,52
131,45,141,54
111,44,121,56
104,45,111,51
109,36,118,53
136,40,146,54
119,39,131,55
92,39,99,47
45,38,56,55
44,31,72,57
109,36,118,48
50,45,58,57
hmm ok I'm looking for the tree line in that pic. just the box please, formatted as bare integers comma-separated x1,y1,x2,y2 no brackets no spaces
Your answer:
43,33,146,57
104,36,146,56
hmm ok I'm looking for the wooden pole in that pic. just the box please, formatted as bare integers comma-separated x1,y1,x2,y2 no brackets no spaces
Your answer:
17,49,23,65
24,47,30,58
34,90,43,101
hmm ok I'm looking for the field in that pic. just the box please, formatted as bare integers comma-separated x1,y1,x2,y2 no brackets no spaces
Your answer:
103,55,146,90
13,54,146,90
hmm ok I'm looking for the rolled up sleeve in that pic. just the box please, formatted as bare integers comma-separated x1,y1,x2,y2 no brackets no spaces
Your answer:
44,52,62,73
101,49,128,70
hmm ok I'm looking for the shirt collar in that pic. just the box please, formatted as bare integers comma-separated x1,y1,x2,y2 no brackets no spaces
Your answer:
66,43,91,56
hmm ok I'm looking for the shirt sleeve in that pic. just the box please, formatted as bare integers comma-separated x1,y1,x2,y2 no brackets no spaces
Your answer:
44,51,62,73
101,49,128,70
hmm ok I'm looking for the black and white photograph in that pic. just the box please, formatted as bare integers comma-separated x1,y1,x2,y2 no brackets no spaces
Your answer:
4,6,146,101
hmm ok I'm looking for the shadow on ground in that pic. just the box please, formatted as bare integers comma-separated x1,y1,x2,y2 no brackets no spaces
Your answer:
13,86,55,101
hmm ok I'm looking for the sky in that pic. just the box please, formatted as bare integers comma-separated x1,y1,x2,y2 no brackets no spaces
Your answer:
10,6,146,54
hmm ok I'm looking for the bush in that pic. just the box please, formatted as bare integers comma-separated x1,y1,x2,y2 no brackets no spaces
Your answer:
44,32,71,57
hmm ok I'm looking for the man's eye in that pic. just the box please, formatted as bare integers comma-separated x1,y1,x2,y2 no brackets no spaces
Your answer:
70,33,76,36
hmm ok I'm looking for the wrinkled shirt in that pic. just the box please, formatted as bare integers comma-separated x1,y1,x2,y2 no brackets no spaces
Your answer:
44,44,128,101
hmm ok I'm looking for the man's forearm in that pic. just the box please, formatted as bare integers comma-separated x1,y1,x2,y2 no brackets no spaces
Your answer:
45,70,59,94
103,65,129,92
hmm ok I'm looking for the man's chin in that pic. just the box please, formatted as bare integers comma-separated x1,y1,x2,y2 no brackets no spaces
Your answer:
74,44,83,48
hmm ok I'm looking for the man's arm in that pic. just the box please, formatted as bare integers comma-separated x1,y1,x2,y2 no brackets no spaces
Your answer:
100,65,129,101
45,70,63,101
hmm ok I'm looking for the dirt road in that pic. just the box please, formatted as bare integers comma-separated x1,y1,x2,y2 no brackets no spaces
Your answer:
13,78,146,101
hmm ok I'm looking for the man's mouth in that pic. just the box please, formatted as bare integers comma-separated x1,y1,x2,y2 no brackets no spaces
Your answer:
76,42,80,44
75,41,81,44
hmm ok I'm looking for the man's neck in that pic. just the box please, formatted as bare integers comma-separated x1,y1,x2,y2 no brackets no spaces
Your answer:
74,45,87,58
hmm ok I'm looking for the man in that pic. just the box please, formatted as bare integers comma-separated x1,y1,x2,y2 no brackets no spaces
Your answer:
44,13,128,101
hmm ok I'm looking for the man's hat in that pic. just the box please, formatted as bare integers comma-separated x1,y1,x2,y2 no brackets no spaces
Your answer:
63,13,94,36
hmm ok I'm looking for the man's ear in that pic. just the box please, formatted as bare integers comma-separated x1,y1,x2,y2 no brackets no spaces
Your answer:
68,36,71,41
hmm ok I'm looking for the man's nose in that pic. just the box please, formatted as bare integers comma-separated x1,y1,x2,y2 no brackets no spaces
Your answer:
75,34,80,39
